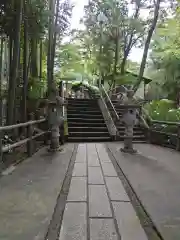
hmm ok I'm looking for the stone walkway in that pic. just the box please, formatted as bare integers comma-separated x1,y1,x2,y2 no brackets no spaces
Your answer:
0,144,75,240
59,143,148,240
108,142,180,240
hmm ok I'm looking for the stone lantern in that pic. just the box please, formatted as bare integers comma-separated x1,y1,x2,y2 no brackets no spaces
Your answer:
121,90,138,154
48,84,64,152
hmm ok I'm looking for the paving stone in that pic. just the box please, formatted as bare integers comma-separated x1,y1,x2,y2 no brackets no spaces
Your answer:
113,202,148,240
87,144,100,166
59,202,87,240
101,163,117,177
67,177,87,202
89,185,112,217
105,177,130,201
75,144,87,163
72,163,86,177
96,144,111,162
90,219,118,240
88,155,100,166
88,167,104,185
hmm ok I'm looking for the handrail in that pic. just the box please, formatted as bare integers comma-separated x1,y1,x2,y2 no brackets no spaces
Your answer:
0,118,47,162
151,120,180,126
107,85,151,129
0,118,45,132
2,131,46,153
105,84,180,150
101,85,120,121
142,108,152,122
149,119,180,150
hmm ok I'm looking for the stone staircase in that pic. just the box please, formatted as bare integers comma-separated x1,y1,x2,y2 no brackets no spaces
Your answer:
111,100,146,142
67,98,111,142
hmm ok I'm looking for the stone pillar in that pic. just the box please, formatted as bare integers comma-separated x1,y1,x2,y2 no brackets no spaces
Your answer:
48,84,62,152
121,90,137,154
50,125,60,150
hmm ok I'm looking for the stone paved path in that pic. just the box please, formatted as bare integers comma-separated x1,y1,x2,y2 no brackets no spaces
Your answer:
59,143,148,240
108,142,180,240
0,144,75,240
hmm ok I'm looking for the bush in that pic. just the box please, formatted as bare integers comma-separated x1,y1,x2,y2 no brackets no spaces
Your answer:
144,99,180,134
144,99,177,121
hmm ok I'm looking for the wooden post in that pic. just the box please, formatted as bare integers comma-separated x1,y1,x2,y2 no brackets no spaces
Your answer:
43,126,49,145
146,128,151,143
59,81,63,97
0,130,3,170
27,114,33,156
176,125,180,151
0,37,4,170
66,82,68,98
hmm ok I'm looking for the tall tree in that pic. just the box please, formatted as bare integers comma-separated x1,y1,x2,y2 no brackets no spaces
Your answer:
120,0,146,75
7,0,23,125
82,0,147,87
22,0,28,122
133,0,176,92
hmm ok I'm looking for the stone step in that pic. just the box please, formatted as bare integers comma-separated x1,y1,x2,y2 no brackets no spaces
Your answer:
118,131,145,136
68,121,106,125
66,98,96,102
67,106,99,111
67,110,101,114
68,132,109,137
68,136,111,142
67,104,98,108
68,127,107,132
67,98,110,141
67,118,105,123
67,114,103,119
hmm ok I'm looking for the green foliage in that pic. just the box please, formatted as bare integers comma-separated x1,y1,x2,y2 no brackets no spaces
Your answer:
144,99,179,121
28,75,47,99
27,0,49,39
55,42,83,75
0,0,16,35
147,5,180,100
56,0,177,91
79,0,148,86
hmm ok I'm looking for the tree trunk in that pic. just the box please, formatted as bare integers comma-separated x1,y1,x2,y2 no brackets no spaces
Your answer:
121,2,141,75
112,29,119,88
51,0,60,75
133,0,161,92
120,54,127,75
9,37,13,77
7,0,23,125
39,40,43,81
22,0,28,122
47,0,55,95
30,38,38,78
0,37,4,126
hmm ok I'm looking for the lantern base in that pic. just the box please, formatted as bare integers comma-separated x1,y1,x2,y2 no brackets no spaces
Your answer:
120,147,137,154
47,146,63,152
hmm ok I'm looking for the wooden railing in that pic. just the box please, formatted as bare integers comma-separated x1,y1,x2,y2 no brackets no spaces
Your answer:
0,118,47,166
148,120,180,150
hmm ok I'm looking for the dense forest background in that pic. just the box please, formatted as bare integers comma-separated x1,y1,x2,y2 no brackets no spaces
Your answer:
0,0,179,126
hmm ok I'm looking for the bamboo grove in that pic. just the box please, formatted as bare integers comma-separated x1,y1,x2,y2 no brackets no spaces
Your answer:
0,0,72,126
